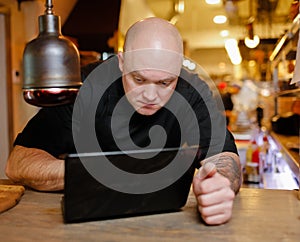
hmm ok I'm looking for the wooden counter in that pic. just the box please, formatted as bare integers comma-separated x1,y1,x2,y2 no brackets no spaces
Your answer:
0,184,299,242
271,132,299,182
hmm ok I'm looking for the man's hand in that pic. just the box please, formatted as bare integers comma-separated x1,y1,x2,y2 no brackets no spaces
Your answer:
192,162,235,225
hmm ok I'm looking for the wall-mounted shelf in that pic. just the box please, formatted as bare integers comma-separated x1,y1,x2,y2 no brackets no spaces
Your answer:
269,13,300,116
270,13,300,68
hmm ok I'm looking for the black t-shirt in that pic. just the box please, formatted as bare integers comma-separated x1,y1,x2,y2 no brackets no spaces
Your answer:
221,92,234,111
14,58,238,163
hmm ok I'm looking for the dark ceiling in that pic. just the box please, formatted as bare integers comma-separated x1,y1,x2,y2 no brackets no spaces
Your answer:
238,38,278,61
62,0,121,53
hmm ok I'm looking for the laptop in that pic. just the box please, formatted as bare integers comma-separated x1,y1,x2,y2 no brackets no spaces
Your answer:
62,146,199,223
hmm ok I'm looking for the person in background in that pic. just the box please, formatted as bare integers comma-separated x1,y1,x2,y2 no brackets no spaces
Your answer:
217,81,234,126
217,81,241,128
6,17,242,225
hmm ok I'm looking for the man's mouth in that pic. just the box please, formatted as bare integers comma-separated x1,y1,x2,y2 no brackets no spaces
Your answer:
134,102,162,115
139,102,159,109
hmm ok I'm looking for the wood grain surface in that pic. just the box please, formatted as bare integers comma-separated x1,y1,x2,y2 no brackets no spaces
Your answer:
0,179,299,242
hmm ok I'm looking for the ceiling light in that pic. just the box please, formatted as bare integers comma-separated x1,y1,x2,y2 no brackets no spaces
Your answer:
175,0,185,14
224,0,238,16
218,62,226,71
220,30,229,37
170,0,185,24
244,18,260,49
205,0,221,4
244,35,260,49
213,15,227,24
225,39,242,65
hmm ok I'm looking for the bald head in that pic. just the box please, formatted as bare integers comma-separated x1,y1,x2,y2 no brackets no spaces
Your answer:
119,17,184,76
123,17,183,54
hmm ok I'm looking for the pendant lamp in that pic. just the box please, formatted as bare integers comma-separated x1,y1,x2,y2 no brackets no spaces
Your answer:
23,0,81,107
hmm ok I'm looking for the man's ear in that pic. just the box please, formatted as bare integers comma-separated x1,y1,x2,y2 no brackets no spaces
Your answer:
117,51,124,72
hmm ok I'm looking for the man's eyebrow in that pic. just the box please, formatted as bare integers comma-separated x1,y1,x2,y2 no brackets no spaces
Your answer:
131,71,141,76
158,77,177,82
131,71,177,81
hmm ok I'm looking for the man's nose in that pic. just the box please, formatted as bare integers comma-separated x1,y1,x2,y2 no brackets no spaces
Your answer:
142,84,158,101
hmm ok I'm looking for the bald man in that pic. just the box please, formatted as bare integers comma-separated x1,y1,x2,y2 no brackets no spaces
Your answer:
6,17,241,225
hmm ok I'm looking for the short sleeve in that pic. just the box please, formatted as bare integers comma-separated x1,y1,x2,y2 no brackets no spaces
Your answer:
14,104,75,158
178,69,238,161
14,60,105,158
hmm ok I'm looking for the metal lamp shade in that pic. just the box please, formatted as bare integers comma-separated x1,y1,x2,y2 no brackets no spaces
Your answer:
23,7,81,107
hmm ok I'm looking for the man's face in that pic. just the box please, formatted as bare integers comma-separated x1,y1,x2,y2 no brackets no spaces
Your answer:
122,70,178,116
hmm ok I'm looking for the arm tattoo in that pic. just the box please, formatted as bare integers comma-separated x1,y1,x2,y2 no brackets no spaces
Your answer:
202,152,242,194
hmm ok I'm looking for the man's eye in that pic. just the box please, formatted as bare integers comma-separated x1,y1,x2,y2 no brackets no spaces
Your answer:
134,77,143,83
159,81,170,86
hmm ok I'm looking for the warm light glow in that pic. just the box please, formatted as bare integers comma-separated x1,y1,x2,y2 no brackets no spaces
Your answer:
269,35,287,61
183,59,196,71
225,39,242,65
218,62,226,71
45,88,62,94
213,15,227,24
244,35,260,48
220,30,229,37
261,88,271,97
248,60,256,67
224,0,238,15
175,0,185,14
205,0,221,4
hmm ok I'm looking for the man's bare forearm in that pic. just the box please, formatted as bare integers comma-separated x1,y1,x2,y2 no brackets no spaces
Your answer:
5,145,64,191
201,152,242,194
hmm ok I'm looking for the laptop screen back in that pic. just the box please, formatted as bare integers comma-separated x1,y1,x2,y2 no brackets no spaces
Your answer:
62,147,198,223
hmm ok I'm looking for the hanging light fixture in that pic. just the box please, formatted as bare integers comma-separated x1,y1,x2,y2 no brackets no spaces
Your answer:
170,0,185,25
22,0,81,107
244,17,260,49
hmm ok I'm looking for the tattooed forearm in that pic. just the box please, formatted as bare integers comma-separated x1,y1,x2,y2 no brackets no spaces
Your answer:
201,152,242,194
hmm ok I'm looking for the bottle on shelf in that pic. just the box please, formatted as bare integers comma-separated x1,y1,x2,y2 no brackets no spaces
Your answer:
245,140,261,185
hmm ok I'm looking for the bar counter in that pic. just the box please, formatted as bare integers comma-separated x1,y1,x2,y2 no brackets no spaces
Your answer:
271,132,299,182
0,181,299,242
